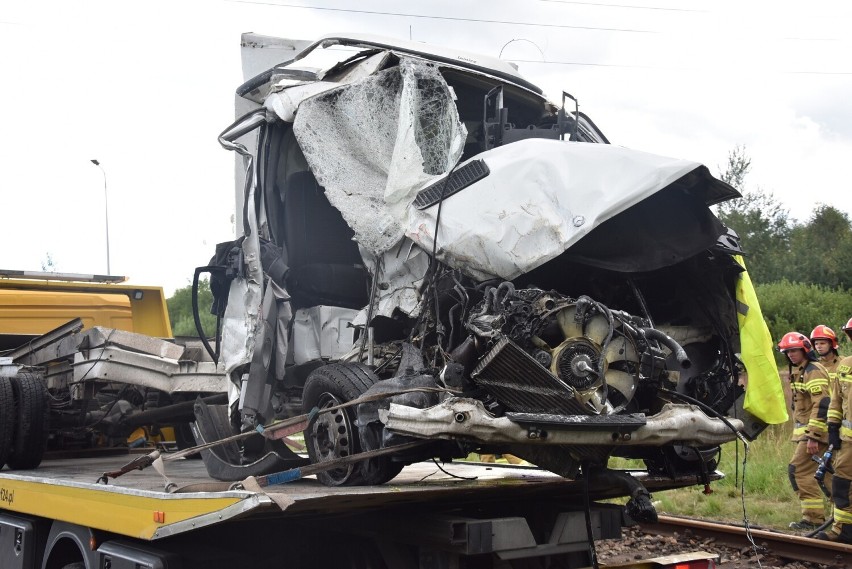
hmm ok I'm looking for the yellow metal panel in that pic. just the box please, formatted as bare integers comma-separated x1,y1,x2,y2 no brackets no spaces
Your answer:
0,477,243,540
0,278,173,338
0,290,133,334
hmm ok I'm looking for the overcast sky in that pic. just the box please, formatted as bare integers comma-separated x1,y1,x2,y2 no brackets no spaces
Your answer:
2,0,851,295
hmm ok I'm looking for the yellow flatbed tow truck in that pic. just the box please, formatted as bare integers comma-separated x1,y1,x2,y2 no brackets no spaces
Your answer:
0,454,718,568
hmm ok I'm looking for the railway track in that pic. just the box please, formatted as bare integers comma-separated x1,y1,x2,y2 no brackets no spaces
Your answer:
644,515,852,567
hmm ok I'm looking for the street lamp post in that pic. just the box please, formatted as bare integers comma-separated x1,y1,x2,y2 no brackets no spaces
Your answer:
90,159,111,276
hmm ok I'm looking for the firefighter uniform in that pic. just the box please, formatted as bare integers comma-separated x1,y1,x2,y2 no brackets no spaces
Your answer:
812,325,842,382
821,352,842,381
787,358,832,525
823,356,852,543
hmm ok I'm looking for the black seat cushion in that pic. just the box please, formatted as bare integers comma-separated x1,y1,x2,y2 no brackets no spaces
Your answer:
282,171,369,309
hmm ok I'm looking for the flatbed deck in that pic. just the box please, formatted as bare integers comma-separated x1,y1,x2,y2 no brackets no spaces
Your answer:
1,453,716,541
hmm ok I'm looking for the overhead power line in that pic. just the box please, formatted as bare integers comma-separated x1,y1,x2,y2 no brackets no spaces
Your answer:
229,1,846,43
229,0,658,33
535,0,706,12
510,59,852,75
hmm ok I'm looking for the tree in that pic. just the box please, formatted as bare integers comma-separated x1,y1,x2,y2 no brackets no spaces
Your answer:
786,205,852,290
715,147,792,284
718,144,751,192
167,279,217,337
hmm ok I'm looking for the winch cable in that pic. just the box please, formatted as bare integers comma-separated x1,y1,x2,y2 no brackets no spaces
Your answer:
358,255,383,362
97,386,456,484
737,438,765,567
419,158,463,353
657,388,748,448
233,440,431,490
580,460,600,569
659,387,764,565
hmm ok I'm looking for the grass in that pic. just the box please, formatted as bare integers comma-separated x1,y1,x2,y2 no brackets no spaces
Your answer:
610,421,832,531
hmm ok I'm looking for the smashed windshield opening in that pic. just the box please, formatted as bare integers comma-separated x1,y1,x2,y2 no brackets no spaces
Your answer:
292,57,466,254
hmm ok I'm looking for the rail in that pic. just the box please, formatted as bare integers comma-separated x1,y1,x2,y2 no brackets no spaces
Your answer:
645,514,851,567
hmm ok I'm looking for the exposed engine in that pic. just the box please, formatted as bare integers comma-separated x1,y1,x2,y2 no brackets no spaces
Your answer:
465,286,686,417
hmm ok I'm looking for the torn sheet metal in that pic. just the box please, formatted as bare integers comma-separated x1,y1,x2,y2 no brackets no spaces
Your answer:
71,348,228,394
264,82,342,123
354,238,430,325
406,140,728,281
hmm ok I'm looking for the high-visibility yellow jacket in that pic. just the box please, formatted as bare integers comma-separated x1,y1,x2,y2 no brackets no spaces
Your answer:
733,255,788,424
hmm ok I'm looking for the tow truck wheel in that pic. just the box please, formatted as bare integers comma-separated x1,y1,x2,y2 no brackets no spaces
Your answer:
304,363,401,487
0,375,15,469
7,371,50,470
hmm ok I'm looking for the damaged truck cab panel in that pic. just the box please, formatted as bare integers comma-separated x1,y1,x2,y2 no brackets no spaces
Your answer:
195,33,780,507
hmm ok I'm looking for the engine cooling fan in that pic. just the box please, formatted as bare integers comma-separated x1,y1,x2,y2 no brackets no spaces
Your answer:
547,305,640,414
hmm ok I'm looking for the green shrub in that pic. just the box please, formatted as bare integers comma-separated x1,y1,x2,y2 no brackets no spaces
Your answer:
166,278,217,338
755,280,852,362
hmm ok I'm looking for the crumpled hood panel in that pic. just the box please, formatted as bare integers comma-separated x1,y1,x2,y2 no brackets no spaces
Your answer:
406,139,734,280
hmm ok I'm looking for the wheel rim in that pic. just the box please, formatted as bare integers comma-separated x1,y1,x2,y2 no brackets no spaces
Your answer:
309,392,357,485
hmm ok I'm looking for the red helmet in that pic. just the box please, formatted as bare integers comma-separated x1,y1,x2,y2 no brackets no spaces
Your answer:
843,318,852,339
778,332,816,360
810,325,839,350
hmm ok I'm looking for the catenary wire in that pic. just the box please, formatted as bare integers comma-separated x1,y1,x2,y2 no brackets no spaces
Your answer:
228,0,658,33
535,0,706,11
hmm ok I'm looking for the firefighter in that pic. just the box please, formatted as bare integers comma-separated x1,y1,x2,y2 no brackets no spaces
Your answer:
818,318,852,544
811,325,842,381
778,331,832,530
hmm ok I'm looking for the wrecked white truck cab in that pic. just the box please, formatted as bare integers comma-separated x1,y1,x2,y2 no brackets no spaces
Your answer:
192,34,767,517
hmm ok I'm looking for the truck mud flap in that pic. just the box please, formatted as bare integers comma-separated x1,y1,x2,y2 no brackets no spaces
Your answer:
191,399,308,481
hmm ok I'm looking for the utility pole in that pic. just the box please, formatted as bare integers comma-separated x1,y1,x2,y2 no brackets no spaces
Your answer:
90,159,111,275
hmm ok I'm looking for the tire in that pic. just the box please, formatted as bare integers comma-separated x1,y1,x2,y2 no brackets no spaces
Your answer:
303,363,402,486
0,376,15,469
7,371,50,470
360,449,404,485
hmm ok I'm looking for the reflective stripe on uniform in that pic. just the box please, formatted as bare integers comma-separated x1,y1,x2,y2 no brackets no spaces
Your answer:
835,509,852,524
793,426,808,436
829,410,843,421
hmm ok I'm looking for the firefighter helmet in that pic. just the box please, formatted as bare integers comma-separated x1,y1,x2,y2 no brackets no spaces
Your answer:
810,324,839,350
778,332,818,361
843,318,852,340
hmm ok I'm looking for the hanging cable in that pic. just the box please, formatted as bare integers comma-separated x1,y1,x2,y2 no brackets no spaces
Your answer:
581,461,600,569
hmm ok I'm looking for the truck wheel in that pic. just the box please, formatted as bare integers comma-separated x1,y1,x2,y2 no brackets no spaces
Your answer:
304,362,406,486
7,371,50,470
303,364,374,486
0,375,15,469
